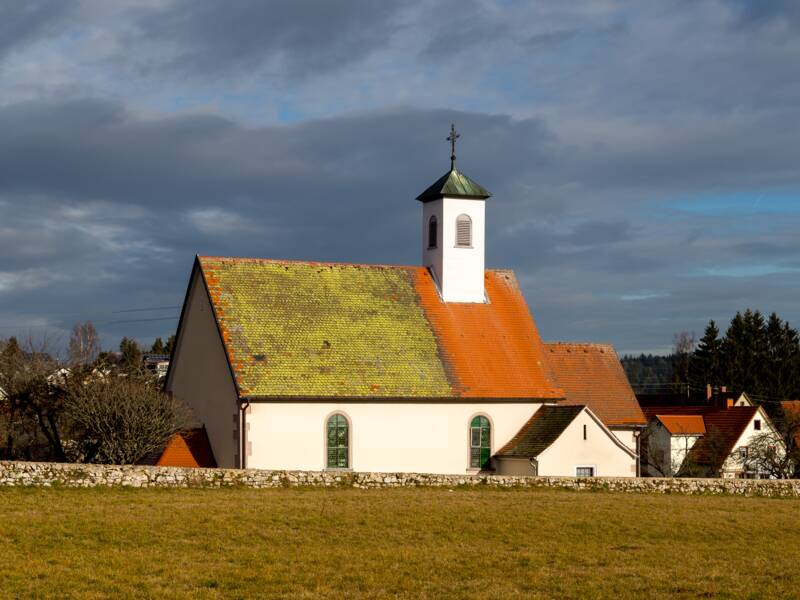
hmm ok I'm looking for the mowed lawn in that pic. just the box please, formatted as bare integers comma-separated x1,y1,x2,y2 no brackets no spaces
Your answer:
0,487,798,599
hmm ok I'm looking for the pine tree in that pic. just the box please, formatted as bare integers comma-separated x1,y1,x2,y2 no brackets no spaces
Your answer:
765,313,800,400
150,337,166,355
119,337,142,374
689,320,722,391
164,334,176,356
722,309,768,395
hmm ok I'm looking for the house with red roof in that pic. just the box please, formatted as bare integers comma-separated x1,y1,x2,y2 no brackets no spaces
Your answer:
641,403,781,478
165,134,642,477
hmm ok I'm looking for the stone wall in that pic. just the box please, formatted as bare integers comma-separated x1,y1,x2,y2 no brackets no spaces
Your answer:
1,461,799,497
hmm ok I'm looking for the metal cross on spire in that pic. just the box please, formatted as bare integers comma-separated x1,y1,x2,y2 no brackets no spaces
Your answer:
447,123,460,170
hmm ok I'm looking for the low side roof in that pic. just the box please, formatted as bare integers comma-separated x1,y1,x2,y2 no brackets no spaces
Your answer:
198,256,563,400
496,405,584,457
544,342,646,427
656,414,706,435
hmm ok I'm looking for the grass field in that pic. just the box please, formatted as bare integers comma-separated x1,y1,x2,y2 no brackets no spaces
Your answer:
1,487,798,599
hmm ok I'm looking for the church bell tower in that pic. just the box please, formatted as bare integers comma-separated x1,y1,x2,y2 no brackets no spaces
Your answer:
416,125,492,303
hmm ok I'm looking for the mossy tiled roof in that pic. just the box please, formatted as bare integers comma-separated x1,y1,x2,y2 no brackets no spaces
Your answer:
198,256,562,400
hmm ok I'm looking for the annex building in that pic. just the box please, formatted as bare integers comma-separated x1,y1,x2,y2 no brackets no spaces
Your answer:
166,129,644,476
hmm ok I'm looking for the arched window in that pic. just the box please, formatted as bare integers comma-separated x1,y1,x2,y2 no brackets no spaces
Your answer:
456,214,472,247
326,413,349,469
428,215,438,248
470,415,491,469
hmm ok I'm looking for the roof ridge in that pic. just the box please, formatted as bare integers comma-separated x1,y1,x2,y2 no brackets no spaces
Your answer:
199,255,517,276
545,341,616,349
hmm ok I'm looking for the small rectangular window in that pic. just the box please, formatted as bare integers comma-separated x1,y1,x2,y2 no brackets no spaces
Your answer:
754,419,761,431
739,446,748,459
576,466,595,477
583,424,587,440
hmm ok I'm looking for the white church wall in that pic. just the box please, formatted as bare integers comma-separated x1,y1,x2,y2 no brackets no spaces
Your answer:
247,402,539,474
536,410,637,477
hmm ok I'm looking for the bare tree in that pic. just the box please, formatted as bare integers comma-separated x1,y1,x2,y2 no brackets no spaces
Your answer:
65,376,190,464
68,321,100,366
0,335,68,461
672,331,696,393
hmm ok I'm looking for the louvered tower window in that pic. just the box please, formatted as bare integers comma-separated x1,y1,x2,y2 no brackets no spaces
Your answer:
455,214,472,247
428,215,438,248
326,413,349,469
470,415,491,469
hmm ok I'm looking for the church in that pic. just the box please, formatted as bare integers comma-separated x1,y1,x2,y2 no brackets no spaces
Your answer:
165,127,645,477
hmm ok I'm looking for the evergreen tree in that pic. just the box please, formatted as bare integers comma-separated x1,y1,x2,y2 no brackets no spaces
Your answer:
689,320,723,390
764,313,800,400
150,337,166,355
722,309,768,395
164,334,176,356
119,337,142,373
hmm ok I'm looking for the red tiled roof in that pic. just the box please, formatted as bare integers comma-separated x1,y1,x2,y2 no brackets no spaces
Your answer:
142,427,217,468
197,256,563,400
656,414,706,435
543,342,646,427
643,405,759,472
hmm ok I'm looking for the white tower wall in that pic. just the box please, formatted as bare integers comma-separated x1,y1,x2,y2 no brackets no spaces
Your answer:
422,196,486,303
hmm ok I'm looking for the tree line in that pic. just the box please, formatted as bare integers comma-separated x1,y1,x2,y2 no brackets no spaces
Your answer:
623,309,800,403
0,322,185,464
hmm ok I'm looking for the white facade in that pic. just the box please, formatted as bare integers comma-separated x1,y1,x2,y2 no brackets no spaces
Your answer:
495,408,637,478
422,196,486,303
720,407,781,478
246,402,537,474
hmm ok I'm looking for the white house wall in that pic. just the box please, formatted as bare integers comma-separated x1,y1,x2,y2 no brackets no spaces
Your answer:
720,407,781,476
247,402,539,474
536,411,637,477
670,435,702,475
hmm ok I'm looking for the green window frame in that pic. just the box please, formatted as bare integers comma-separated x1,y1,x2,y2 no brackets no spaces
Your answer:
470,416,491,469
327,414,349,469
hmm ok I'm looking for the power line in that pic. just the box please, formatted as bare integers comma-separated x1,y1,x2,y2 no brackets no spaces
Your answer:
112,306,181,314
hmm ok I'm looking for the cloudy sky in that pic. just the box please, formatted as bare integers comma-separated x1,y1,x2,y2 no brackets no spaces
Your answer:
1,0,799,356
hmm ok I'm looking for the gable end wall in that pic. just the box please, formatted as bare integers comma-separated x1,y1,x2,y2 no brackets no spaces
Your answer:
166,266,240,468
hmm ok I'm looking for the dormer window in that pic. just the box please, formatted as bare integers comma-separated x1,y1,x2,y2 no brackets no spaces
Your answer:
428,215,438,249
455,214,472,247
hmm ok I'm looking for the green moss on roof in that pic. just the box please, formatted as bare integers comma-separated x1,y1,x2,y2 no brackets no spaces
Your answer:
416,168,491,202
201,258,453,398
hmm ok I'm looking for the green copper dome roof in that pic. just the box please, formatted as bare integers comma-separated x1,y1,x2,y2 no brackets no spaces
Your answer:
416,168,492,202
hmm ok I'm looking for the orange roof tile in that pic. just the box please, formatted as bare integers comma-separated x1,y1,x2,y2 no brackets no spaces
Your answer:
141,427,217,468
196,256,563,400
656,414,706,435
543,342,646,427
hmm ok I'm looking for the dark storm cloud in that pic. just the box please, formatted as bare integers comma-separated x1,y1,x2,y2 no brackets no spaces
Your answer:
130,0,408,80
725,0,800,28
1,1,800,355
0,0,75,60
